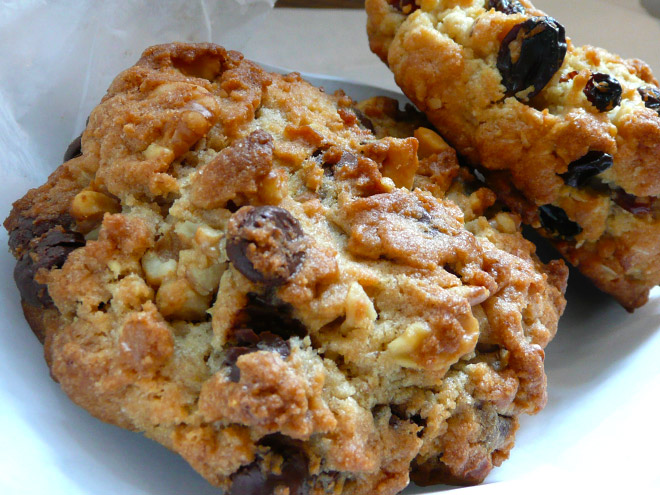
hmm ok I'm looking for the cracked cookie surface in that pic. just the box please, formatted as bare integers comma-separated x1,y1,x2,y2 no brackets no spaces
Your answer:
367,0,660,310
5,43,566,492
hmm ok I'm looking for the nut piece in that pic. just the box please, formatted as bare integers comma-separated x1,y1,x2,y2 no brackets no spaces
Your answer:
386,322,432,369
340,282,378,334
414,127,451,159
70,190,120,222
156,278,211,321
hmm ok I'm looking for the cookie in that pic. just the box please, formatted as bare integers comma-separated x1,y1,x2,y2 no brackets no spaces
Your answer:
4,43,566,492
366,0,660,310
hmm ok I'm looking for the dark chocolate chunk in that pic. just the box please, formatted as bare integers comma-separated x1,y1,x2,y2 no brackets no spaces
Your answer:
229,434,309,495
561,151,613,188
239,293,308,340
638,86,660,115
488,0,525,15
226,206,306,285
224,346,253,382
8,215,73,257
63,133,83,162
353,107,375,133
583,73,622,112
497,17,567,100
538,204,582,240
388,0,420,15
14,227,85,307
225,296,302,381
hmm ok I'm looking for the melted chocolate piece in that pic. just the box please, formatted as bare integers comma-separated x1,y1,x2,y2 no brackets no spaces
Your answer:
388,0,420,15
63,133,83,162
230,434,309,495
497,17,567,100
226,206,306,285
239,293,308,340
224,293,305,381
14,227,85,307
353,107,375,133
8,215,73,257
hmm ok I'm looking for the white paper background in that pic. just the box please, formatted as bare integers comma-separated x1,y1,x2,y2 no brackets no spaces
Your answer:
1,1,660,493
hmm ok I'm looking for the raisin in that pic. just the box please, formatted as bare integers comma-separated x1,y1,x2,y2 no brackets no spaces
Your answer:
497,17,567,100
488,0,525,15
229,434,309,495
583,73,622,112
63,133,83,162
226,206,306,285
538,204,582,240
638,86,660,115
388,0,419,14
613,189,653,216
561,151,613,187
14,227,85,307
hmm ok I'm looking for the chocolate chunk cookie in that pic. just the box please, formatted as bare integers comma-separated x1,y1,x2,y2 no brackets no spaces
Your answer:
4,43,566,492
367,0,660,310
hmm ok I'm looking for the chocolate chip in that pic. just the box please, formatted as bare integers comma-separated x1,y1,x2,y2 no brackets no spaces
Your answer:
561,151,613,188
320,149,358,177
239,293,308,340
229,434,309,495
256,332,290,358
538,204,582,240
388,0,420,14
224,347,253,382
638,86,660,115
225,298,300,382
8,215,73,257
584,73,622,112
14,227,85,307
497,17,567,100
226,206,306,285
63,133,83,162
353,108,375,133
488,0,525,15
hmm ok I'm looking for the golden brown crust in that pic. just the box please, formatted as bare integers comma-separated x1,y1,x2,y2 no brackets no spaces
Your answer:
5,43,566,492
366,0,660,310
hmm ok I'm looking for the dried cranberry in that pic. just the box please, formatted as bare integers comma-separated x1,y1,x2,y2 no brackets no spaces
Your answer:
613,189,653,216
497,17,567,100
388,0,419,14
488,0,525,15
538,204,582,240
584,73,622,112
638,86,660,115
561,151,613,187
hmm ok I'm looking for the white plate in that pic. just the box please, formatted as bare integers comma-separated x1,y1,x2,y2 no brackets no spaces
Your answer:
1,1,660,493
